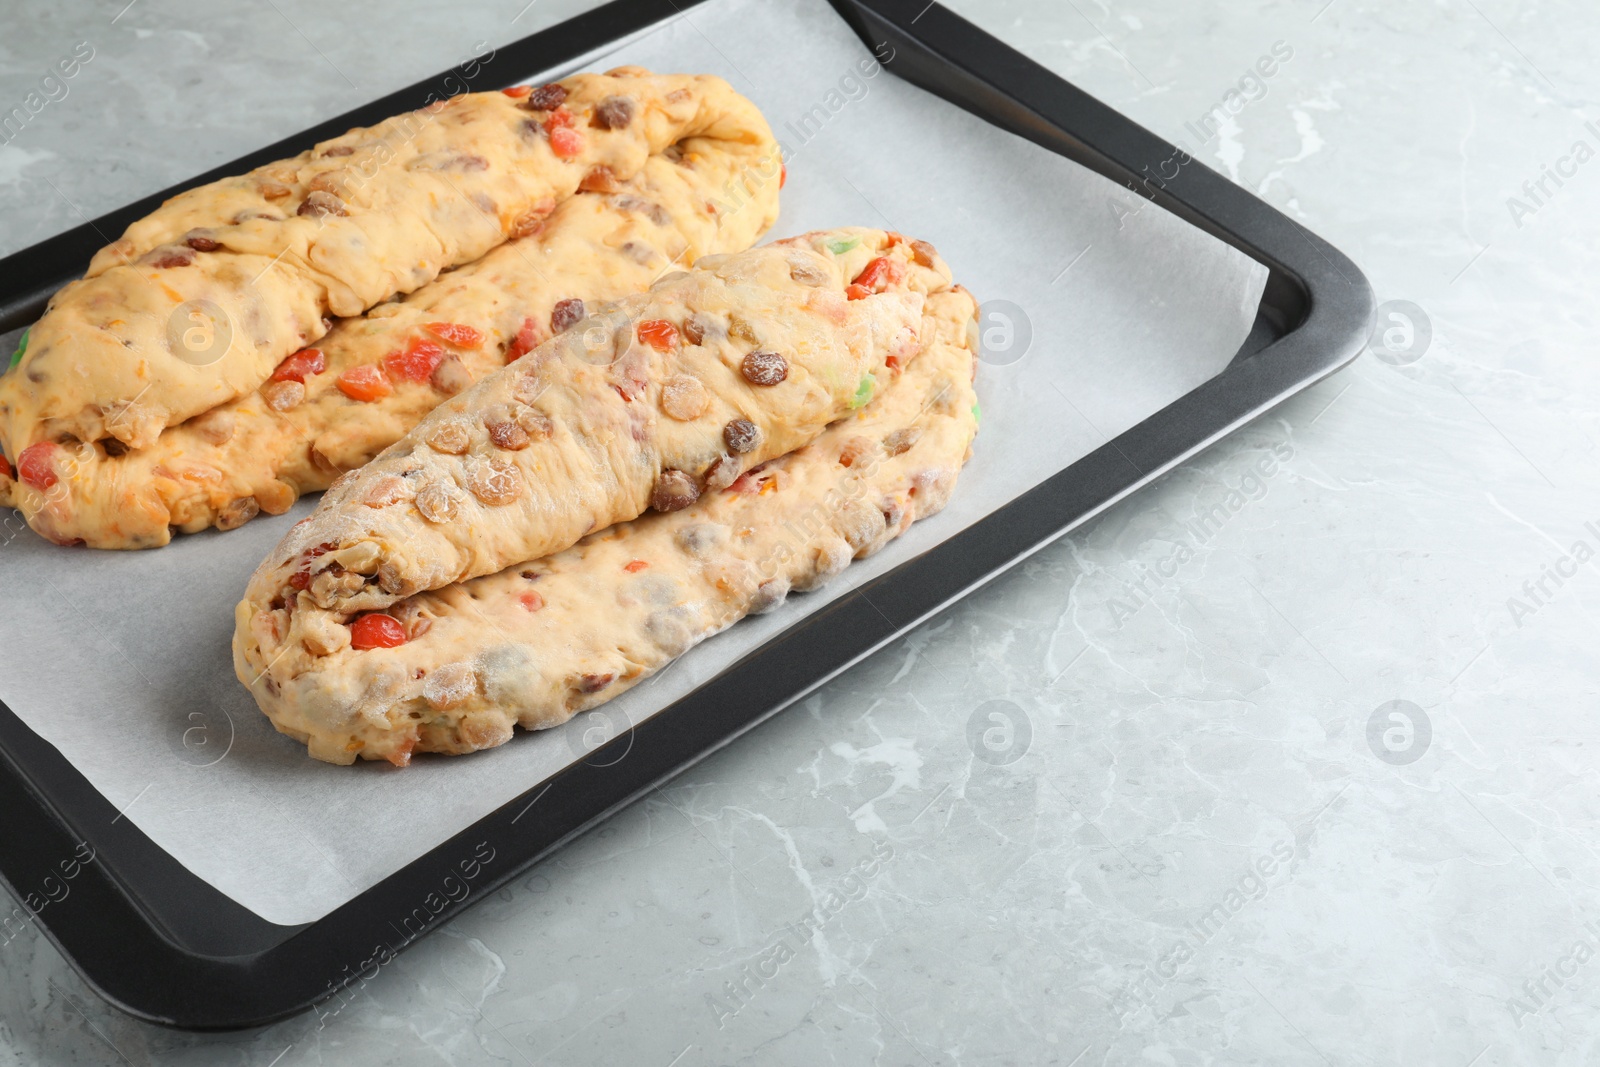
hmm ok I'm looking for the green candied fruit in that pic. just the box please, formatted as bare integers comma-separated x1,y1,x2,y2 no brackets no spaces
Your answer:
7,328,27,372
971,402,981,424
826,236,861,255
851,375,875,408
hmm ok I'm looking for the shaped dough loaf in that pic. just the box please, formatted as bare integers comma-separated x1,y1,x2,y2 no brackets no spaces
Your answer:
238,287,979,765
0,69,773,453
0,126,780,548
237,230,950,682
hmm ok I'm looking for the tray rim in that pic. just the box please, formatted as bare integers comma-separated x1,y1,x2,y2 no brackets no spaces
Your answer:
0,0,1373,1031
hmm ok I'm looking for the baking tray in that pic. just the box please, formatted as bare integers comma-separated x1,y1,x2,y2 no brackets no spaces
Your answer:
0,0,1372,1031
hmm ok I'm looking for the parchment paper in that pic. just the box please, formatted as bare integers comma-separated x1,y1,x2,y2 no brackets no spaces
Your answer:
0,0,1268,924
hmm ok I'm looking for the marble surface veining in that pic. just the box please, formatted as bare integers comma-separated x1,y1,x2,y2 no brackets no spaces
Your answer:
2,0,1598,1064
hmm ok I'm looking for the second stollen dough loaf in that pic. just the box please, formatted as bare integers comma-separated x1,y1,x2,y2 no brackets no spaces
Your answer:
237,229,953,676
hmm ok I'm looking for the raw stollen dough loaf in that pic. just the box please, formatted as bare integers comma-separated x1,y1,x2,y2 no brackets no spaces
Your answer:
0,123,780,548
238,286,979,765
0,69,771,453
235,229,949,683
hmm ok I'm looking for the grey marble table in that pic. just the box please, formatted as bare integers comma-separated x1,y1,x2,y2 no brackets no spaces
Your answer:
2,0,1596,1063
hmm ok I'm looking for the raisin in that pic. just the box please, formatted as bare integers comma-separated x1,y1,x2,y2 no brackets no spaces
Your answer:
591,95,635,129
651,469,700,512
510,198,556,238
516,408,554,440
375,564,414,598
525,83,568,111
185,232,220,253
423,662,477,709
681,312,721,347
660,375,708,420
416,482,458,524
551,298,585,333
192,410,236,445
416,483,460,524
579,165,619,193
297,190,347,218
839,437,873,468
723,418,759,454
430,356,472,396
308,172,346,195
884,426,923,456
426,420,471,455
612,195,672,227
788,255,830,286
262,379,305,411
146,246,195,269
676,524,722,555
578,672,614,694
363,476,412,508
751,577,791,614
620,241,654,265
512,373,547,406
487,418,530,451
704,454,740,491
216,496,259,531
741,350,788,386
466,457,522,505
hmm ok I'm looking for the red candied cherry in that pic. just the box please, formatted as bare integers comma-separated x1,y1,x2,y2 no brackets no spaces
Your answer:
350,613,407,650
271,347,326,383
17,442,57,491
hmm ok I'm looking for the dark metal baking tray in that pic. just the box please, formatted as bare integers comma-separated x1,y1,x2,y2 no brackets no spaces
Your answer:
0,0,1372,1030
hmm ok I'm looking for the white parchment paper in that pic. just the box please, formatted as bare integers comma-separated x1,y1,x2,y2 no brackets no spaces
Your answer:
0,0,1268,924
